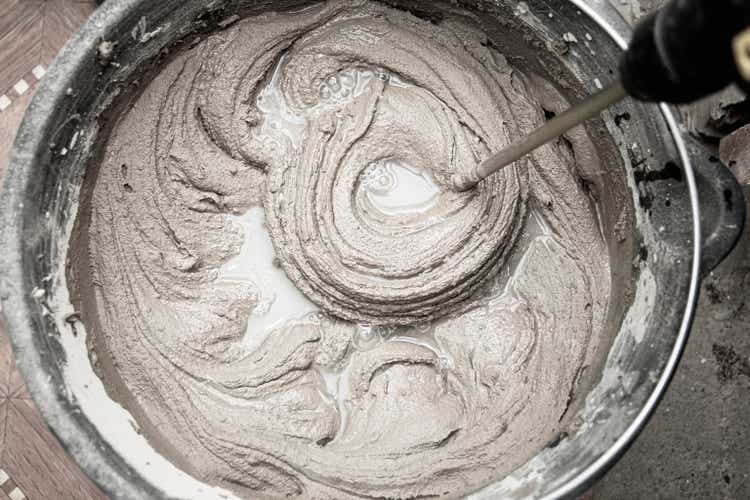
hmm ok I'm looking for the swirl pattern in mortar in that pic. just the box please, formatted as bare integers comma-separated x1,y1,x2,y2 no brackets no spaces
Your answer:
255,11,525,324
72,1,612,498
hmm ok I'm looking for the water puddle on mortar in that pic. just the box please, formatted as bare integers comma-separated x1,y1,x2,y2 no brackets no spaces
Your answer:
318,360,356,437
359,159,441,216
219,207,320,352
254,58,307,150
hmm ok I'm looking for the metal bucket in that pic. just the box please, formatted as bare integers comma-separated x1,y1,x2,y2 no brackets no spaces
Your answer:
0,0,744,498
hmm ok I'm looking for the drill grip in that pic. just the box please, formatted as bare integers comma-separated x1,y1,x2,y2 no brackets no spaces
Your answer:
620,0,750,104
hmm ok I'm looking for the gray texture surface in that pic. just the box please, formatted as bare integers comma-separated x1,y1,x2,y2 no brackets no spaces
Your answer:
595,1,750,498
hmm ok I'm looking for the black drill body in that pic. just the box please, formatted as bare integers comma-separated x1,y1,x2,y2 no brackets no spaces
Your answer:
621,0,750,104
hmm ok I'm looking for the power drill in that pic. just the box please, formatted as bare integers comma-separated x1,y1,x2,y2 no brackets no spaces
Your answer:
621,0,750,103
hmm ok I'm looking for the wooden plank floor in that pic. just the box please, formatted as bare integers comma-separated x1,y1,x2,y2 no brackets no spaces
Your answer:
0,1,107,498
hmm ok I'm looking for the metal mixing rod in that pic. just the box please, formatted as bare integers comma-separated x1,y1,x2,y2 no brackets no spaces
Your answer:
453,0,750,192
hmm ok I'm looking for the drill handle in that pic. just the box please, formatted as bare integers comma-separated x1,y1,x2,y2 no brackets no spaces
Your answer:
620,0,750,104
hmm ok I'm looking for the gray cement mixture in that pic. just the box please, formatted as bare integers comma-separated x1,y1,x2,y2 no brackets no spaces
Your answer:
71,1,612,498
